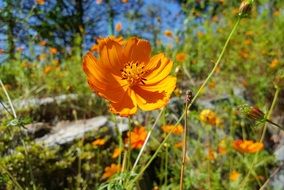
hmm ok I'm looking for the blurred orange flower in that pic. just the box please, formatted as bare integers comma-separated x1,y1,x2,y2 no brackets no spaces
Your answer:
269,58,279,69
83,37,176,116
218,139,227,155
112,147,122,159
50,47,58,54
161,124,183,135
164,30,173,38
233,139,263,153
199,109,221,126
127,126,147,149
229,170,240,181
96,0,103,4
244,39,252,46
121,0,128,3
36,0,45,5
101,164,121,180
174,141,183,148
208,148,217,161
176,52,187,62
39,40,47,46
44,66,53,74
92,138,106,146
0,48,4,54
115,22,122,32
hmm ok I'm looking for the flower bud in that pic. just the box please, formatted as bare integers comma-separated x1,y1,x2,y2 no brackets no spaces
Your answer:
238,104,265,121
238,0,253,17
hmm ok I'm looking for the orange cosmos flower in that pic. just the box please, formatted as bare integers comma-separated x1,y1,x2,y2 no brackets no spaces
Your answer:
233,139,264,153
83,37,177,116
229,170,240,181
115,22,122,32
92,138,107,146
176,52,187,62
112,147,122,159
101,164,121,180
161,124,183,135
199,109,221,126
127,126,147,149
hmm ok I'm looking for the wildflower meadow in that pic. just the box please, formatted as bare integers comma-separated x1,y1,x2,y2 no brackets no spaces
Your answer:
0,0,284,189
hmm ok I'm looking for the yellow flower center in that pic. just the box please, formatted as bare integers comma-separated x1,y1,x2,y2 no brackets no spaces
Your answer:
121,61,146,86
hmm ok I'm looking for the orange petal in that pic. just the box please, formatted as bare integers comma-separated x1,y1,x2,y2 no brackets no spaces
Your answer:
98,38,126,74
109,89,137,116
134,76,176,111
124,37,151,64
83,52,128,103
144,54,173,84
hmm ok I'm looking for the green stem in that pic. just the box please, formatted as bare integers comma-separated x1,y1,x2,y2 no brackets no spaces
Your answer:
0,79,37,190
260,86,280,142
179,100,189,190
129,17,241,187
131,109,164,172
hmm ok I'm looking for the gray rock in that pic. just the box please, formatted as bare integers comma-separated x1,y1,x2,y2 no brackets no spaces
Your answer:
36,116,107,147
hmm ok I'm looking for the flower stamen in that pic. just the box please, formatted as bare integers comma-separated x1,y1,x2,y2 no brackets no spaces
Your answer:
121,61,147,86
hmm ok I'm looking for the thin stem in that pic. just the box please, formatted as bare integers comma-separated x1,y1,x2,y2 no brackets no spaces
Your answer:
131,109,164,172
0,79,37,190
0,79,17,118
0,164,24,190
260,86,280,142
179,101,189,190
259,162,284,190
128,17,241,186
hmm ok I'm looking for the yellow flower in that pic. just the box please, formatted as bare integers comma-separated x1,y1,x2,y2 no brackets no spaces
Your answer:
127,126,147,149
233,139,263,153
164,30,173,38
83,37,176,116
175,52,187,62
199,109,221,126
269,58,279,69
161,124,183,135
112,147,122,159
92,138,106,146
230,170,240,181
101,164,121,180
115,22,122,32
